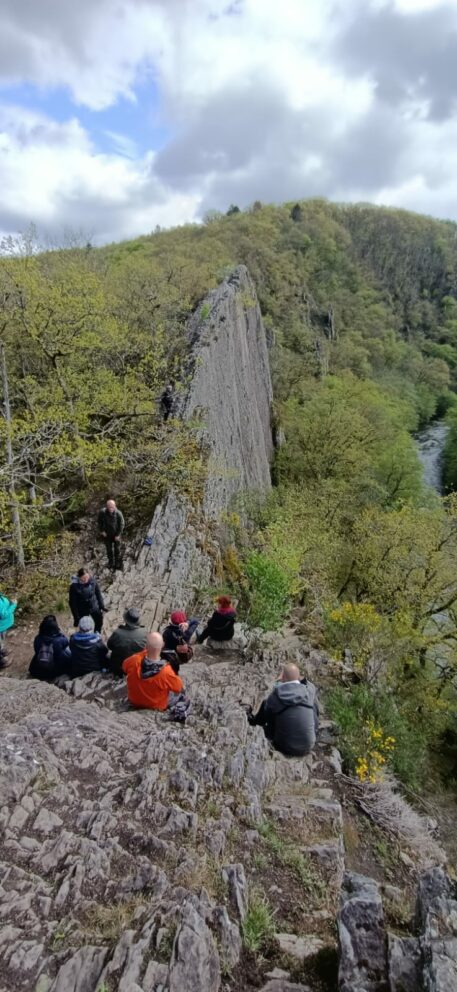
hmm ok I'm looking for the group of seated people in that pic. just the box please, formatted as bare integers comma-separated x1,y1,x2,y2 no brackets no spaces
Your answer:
28,579,318,755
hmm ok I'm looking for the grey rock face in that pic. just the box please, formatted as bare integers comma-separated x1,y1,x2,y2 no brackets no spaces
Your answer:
169,904,220,992
417,868,457,992
105,265,274,631
388,935,422,992
338,872,388,992
222,863,248,921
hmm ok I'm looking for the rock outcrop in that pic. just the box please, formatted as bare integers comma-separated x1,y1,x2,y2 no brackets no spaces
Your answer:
104,265,274,629
338,867,457,992
0,641,342,992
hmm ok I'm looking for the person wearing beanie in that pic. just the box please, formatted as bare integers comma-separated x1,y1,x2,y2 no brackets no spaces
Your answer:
197,595,237,649
161,610,200,661
68,614,109,679
107,607,147,677
28,615,70,682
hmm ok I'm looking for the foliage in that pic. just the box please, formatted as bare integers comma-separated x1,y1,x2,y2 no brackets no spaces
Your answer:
355,721,396,785
241,893,276,954
326,685,428,790
242,551,291,630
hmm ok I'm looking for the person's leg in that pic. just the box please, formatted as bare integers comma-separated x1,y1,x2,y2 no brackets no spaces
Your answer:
91,610,103,634
113,539,123,570
105,537,115,569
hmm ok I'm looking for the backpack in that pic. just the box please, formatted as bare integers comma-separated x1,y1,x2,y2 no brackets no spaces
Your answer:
176,637,194,663
37,640,55,671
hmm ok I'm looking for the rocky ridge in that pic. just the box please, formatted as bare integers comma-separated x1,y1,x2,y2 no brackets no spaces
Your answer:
104,264,274,630
0,637,344,992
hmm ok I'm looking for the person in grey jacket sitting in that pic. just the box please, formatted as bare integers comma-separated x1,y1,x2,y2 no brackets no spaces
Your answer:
248,663,318,757
107,607,147,677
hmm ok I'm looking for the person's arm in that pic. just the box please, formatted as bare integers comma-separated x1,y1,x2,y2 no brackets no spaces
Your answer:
107,632,115,651
117,511,125,536
97,510,106,536
95,582,105,611
122,654,136,676
99,640,109,660
167,670,184,694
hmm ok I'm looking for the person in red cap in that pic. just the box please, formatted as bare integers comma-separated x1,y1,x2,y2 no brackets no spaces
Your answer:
161,609,200,669
197,595,237,649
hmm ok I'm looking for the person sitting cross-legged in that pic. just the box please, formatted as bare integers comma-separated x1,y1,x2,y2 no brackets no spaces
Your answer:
248,663,319,757
123,632,185,711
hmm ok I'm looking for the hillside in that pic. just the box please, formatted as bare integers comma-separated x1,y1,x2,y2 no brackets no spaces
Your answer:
3,204,457,990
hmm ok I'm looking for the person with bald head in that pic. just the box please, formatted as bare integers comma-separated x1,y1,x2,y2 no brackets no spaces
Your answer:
122,632,184,711
248,662,318,757
98,498,125,571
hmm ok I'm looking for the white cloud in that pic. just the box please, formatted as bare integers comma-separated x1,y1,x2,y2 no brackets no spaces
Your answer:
1,0,457,240
0,104,199,242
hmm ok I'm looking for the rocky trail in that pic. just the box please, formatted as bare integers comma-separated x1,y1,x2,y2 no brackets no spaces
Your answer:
2,633,457,992
0,635,345,992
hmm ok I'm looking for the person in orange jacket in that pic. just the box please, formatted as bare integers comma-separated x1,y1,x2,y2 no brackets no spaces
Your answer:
123,631,183,710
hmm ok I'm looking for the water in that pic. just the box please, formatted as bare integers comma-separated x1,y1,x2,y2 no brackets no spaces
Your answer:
415,421,449,494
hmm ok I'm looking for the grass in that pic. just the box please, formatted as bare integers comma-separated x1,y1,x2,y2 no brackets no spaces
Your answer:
80,897,146,944
258,819,324,894
242,893,276,953
157,926,177,962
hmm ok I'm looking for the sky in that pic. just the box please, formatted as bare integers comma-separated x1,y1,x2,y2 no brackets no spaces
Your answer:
1,0,457,244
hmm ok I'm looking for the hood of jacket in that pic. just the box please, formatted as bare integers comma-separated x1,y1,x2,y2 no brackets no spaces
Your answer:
72,631,100,646
141,657,166,680
268,681,314,713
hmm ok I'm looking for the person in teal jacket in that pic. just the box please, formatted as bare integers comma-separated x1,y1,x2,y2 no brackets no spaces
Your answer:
0,592,17,669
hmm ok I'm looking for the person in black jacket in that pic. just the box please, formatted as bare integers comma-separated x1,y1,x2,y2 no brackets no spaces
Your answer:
198,596,236,648
68,615,109,678
248,663,318,757
98,498,124,570
107,607,147,677
69,568,105,633
160,385,174,422
29,615,70,682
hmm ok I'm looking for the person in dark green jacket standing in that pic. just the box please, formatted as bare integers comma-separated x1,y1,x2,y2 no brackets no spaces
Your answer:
98,498,124,570
0,591,17,669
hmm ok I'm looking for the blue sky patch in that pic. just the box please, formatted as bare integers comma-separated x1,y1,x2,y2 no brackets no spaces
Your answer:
0,76,170,158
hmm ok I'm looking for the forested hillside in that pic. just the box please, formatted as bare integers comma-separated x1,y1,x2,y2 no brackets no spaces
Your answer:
3,199,457,784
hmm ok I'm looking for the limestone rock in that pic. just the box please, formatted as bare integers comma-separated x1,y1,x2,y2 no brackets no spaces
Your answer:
169,904,220,992
222,863,248,921
338,872,388,992
258,982,311,992
388,935,422,992
276,932,325,961
49,946,109,992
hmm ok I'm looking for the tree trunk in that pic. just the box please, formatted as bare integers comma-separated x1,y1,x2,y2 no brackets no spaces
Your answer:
0,341,25,568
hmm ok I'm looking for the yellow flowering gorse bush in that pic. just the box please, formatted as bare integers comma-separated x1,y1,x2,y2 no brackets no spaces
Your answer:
355,720,396,784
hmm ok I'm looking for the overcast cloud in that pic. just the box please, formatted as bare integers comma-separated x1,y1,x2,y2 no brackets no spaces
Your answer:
0,0,457,243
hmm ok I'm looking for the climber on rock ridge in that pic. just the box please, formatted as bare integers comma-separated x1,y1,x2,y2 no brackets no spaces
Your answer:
69,567,105,633
107,607,147,677
198,595,237,650
123,632,188,716
98,498,125,571
248,662,319,757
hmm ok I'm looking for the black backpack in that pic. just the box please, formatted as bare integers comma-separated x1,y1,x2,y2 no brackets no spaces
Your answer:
36,640,55,671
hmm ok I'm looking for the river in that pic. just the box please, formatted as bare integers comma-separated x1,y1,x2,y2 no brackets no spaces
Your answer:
415,420,449,494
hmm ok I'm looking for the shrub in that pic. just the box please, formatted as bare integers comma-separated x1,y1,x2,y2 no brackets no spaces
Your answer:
326,684,428,790
244,551,291,630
